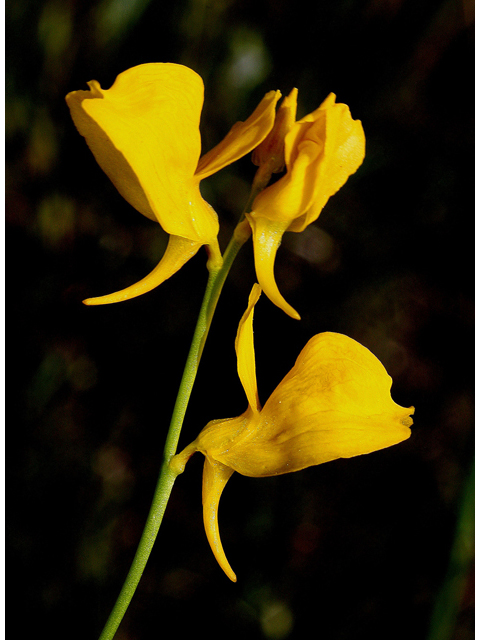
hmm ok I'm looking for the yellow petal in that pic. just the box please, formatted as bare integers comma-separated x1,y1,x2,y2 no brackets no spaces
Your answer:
234,284,262,412
249,134,324,227
246,215,300,320
83,235,202,305
207,333,412,477
252,88,298,174
282,92,336,168
319,92,337,110
66,63,218,244
249,95,365,232
260,332,413,468
288,101,366,233
195,90,281,179
202,457,236,582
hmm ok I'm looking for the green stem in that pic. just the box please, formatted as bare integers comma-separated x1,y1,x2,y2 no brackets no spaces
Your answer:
163,222,251,462
97,223,252,640
426,459,474,640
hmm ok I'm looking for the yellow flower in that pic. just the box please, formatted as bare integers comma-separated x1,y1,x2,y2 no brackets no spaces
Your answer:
66,63,280,305
247,93,366,319
173,284,413,581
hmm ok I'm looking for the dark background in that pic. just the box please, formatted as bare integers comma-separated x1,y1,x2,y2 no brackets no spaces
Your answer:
7,1,474,639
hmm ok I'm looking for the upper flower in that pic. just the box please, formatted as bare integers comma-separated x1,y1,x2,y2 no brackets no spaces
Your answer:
173,284,414,581
247,92,366,319
66,63,280,305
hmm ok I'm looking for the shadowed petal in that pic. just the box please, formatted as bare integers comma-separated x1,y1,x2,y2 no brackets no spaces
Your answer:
252,88,298,174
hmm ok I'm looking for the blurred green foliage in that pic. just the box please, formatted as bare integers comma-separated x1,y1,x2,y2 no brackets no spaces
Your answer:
7,0,473,639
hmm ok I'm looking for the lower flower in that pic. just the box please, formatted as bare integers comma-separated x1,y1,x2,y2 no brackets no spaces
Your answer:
173,284,414,581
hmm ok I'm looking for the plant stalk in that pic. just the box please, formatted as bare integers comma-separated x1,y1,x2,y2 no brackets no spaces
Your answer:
97,223,252,640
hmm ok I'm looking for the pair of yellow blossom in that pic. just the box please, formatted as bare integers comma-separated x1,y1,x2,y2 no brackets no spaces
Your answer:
66,62,364,319
67,63,413,582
